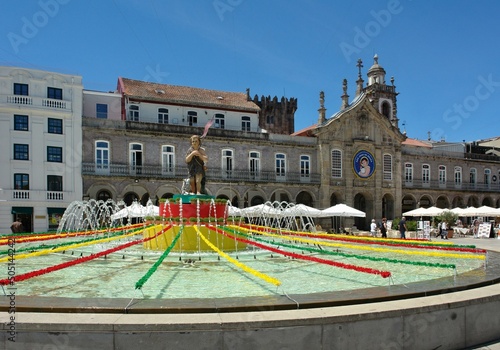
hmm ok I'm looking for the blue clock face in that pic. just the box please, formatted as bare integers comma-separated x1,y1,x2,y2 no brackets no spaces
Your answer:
353,150,375,178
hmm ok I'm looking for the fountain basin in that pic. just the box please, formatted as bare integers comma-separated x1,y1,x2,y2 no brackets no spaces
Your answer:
142,224,247,252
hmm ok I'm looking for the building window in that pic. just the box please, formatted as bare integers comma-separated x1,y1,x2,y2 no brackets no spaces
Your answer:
128,105,139,121
14,173,29,190
187,111,197,126
47,87,62,100
267,115,274,124
275,153,286,178
47,175,63,191
97,190,112,201
158,108,169,124
96,104,108,119
469,168,477,185
14,83,29,96
383,154,392,180
48,118,63,134
14,114,28,131
96,141,109,172
14,144,29,160
485,169,491,187
405,163,413,184
249,151,260,178
422,164,430,184
47,146,63,162
214,113,225,129
162,145,175,174
331,149,342,178
222,149,233,177
438,165,446,185
129,143,143,174
300,155,310,179
454,166,462,186
381,101,391,119
241,116,251,132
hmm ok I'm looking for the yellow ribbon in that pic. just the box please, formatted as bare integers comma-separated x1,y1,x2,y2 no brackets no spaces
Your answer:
0,228,144,263
196,226,281,286
233,225,485,261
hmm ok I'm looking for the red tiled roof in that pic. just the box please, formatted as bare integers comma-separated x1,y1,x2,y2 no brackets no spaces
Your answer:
402,138,432,148
291,124,317,136
118,78,260,112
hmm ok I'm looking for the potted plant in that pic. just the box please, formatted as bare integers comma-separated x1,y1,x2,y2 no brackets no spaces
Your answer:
435,210,458,238
144,216,155,225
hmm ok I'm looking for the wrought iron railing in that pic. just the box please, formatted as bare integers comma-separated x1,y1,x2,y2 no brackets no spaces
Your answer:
82,163,321,184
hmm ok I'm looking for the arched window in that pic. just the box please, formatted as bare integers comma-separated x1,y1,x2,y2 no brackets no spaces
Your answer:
405,163,413,184
381,101,391,119
275,153,286,179
485,169,491,188
95,140,109,174
454,166,462,187
300,155,310,180
422,164,430,185
249,151,260,179
129,143,143,175
222,149,233,178
97,190,112,201
438,165,446,185
162,145,175,174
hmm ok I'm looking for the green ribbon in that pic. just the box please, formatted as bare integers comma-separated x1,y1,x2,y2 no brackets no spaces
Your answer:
135,226,184,290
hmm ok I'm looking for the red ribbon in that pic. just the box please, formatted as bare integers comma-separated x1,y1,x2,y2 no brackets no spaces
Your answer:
209,225,391,278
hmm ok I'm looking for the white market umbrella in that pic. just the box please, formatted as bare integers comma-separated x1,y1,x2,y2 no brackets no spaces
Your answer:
464,205,500,217
455,206,497,217
403,206,447,218
282,204,323,217
450,207,468,216
402,207,429,217
423,206,447,216
320,204,366,218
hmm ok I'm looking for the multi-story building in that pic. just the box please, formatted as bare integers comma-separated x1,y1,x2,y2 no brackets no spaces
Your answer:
81,78,312,209
0,66,83,232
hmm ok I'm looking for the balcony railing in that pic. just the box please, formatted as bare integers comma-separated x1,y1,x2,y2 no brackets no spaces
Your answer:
82,163,321,184
9,190,65,201
403,179,500,192
4,95,72,111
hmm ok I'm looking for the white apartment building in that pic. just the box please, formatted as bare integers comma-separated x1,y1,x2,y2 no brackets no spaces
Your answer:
0,66,83,233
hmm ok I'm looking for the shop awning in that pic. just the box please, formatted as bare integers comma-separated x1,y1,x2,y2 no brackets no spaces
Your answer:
47,208,66,215
11,207,33,214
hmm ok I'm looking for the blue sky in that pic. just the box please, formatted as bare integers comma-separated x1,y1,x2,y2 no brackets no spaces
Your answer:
1,0,499,142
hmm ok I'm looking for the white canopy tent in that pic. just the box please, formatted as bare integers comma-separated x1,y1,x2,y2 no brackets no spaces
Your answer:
111,201,159,220
240,203,282,217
